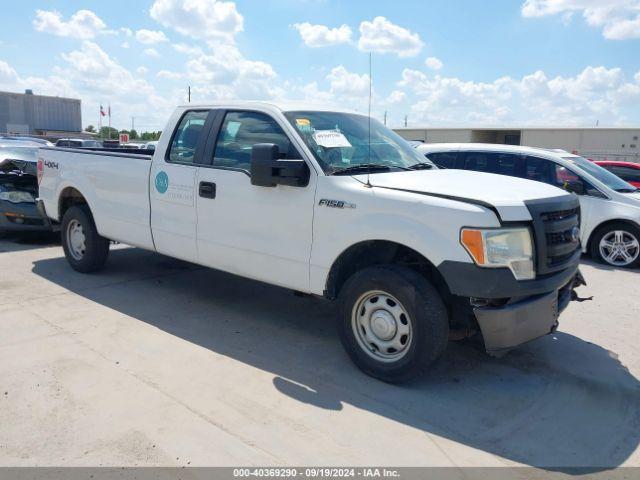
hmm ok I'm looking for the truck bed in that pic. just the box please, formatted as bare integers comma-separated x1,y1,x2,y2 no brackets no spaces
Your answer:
38,147,155,250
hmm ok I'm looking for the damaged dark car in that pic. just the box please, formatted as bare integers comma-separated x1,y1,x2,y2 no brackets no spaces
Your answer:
0,144,52,237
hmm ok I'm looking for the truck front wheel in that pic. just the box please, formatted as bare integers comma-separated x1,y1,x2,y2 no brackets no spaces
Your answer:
61,205,110,273
338,265,449,383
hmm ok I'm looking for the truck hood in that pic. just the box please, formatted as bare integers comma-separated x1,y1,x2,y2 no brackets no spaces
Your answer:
355,169,571,221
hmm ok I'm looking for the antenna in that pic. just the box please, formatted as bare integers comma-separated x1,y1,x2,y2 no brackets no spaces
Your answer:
366,52,372,188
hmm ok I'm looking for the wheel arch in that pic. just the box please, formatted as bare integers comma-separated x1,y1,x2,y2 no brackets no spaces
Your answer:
586,218,640,252
58,186,92,221
324,240,452,302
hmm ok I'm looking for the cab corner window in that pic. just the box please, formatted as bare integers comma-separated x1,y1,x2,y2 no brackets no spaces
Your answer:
168,110,209,164
213,111,295,171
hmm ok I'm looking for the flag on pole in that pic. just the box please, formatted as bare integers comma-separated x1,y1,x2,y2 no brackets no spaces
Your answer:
100,105,106,117
108,103,112,139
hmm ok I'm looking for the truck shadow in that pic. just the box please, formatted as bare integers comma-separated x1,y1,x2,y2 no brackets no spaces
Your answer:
32,248,640,472
0,232,60,253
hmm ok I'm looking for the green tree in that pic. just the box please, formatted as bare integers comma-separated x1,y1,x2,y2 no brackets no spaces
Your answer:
129,129,139,140
85,125,95,133
99,126,119,139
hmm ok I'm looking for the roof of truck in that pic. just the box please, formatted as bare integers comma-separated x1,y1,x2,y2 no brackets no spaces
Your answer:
177,101,361,115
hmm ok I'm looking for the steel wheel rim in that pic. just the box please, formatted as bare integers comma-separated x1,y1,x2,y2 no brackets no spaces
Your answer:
599,230,640,266
66,219,86,261
351,290,413,363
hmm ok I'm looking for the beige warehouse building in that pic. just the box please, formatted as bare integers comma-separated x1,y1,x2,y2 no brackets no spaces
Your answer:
394,127,640,162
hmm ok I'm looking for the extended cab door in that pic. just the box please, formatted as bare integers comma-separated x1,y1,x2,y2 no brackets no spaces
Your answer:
195,109,317,291
150,109,213,262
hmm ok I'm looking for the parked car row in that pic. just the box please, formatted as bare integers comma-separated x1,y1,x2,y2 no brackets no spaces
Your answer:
54,138,158,150
415,143,640,268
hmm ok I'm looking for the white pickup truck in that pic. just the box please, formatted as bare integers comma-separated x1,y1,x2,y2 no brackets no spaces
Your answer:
37,102,585,382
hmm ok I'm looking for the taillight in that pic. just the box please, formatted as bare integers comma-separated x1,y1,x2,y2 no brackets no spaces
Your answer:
37,158,44,185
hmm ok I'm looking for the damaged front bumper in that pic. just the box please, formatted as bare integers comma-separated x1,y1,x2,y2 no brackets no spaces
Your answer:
439,258,586,355
473,271,586,355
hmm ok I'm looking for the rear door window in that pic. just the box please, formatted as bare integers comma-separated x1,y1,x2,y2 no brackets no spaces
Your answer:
167,110,209,164
426,152,457,169
524,156,554,184
494,153,521,176
460,152,495,173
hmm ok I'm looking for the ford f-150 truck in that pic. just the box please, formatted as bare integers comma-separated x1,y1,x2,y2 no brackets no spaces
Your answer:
37,102,585,382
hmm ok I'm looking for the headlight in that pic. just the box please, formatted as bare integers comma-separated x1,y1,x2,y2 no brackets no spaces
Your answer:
0,191,36,203
460,227,535,280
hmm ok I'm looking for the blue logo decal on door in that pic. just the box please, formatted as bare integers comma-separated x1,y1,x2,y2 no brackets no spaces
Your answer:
155,171,169,194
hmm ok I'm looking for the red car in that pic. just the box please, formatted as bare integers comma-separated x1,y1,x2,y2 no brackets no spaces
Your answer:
594,161,640,188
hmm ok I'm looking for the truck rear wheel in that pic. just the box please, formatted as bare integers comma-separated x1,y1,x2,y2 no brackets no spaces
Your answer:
61,205,110,273
338,265,449,383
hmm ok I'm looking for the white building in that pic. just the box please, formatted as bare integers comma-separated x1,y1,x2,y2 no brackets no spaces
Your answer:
394,127,640,162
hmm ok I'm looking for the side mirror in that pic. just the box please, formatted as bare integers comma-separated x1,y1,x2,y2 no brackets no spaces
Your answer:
564,180,585,195
250,143,309,188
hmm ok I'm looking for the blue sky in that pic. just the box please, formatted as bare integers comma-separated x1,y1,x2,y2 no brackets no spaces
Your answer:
1,0,639,131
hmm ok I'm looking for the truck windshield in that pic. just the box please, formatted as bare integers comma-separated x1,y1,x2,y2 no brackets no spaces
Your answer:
284,111,435,174
562,156,637,193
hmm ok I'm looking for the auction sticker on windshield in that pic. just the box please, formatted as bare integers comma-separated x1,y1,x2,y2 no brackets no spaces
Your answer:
312,130,352,148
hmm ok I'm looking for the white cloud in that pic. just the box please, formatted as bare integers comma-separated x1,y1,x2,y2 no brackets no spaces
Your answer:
33,9,107,39
358,16,423,57
137,66,149,76
150,0,243,43
121,41,130,49
136,29,169,44
157,70,184,80
185,44,280,100
172,43,204,56
425,56,443,70
0,60,19,84
293,22,352,47
144,48,160,58
385,90,406,104
398,65,640,125
120,27,133,37
521,0,640,39
327,65,370,96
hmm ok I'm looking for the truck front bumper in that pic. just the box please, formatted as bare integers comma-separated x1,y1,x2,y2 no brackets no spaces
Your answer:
438,258,584,355
473,273,580,355
0,200,53,234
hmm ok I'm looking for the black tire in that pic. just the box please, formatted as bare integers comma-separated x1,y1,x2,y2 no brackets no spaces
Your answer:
338,265,449,383
589,222,640,268
61,205,110,273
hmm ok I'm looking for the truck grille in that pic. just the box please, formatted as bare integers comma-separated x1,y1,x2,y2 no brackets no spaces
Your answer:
525,196,581,276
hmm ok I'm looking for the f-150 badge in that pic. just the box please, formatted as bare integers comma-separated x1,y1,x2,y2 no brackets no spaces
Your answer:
319,199,356,209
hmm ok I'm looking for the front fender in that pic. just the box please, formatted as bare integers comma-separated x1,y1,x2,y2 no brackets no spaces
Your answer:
309,179,501,295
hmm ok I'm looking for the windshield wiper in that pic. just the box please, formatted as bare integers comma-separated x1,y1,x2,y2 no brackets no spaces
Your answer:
330,164,394,175
616,187,638,193
408,162,434,170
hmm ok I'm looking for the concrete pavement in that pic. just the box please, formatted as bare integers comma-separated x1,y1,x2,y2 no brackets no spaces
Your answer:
0,237,639,469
